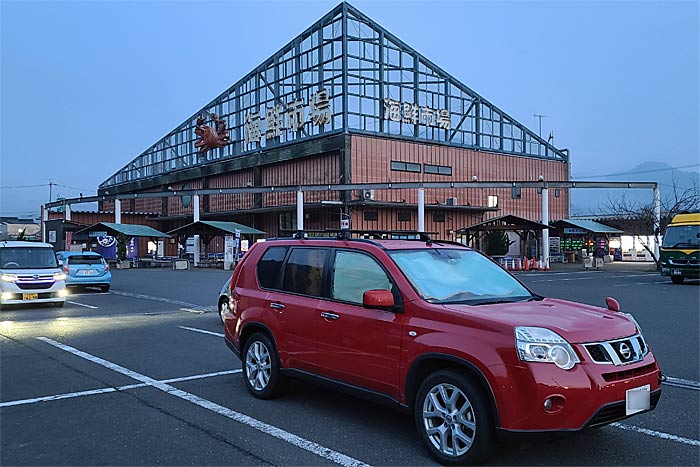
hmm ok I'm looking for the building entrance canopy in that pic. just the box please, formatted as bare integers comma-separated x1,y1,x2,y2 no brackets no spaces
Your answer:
75,222,171,239
167,221,265,237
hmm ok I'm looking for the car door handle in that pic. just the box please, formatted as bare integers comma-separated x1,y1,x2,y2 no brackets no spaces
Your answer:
270,302,285,310
320,311,339,320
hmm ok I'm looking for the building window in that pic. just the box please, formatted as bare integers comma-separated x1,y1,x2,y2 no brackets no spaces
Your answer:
390,161,421,173
279,212,297,231
432,211,445,223
397,210,411,222
364,210,378,221
488,195,498,208
511,186,521,199
424,164,452,176
555,188,561,198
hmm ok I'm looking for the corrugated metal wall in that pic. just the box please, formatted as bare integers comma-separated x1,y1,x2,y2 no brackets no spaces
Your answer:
350,135,569,221
261,153,341,207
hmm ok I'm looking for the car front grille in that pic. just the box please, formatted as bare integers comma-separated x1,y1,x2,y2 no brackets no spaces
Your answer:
587,390,661,428
16,281,55,290
583,334,648,366
602,363,657,382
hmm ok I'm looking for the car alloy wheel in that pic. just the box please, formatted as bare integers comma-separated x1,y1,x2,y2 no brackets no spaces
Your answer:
218,300,229,324
422,383,476,457
245,341,272,391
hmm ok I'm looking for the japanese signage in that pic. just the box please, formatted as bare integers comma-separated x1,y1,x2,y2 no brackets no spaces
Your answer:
244,89,332,147
382,98,451,130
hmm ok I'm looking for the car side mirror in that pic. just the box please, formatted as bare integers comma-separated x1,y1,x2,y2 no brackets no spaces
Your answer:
363,289,395,309
57,260,64,267
605,297,620,312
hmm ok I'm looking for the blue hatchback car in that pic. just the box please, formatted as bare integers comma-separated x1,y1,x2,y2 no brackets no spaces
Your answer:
56,251,111,292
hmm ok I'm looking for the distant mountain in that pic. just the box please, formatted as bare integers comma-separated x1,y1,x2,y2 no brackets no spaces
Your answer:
570,162,699,215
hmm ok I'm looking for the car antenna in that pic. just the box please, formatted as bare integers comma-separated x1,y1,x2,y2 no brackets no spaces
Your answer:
418,232,433,246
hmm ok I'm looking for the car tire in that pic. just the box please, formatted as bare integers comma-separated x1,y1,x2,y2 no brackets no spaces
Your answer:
671,276,684,285
415,369,495,466
242,332,285,399
218,298,229,325
100,285,110,292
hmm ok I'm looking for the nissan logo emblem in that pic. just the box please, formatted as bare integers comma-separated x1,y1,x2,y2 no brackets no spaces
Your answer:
618,342,632,360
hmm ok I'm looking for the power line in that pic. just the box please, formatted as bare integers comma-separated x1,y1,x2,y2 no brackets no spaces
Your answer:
54,184,96,193
574,163,699,179
0,184,49,189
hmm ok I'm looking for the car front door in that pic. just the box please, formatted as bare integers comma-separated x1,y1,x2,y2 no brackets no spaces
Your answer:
315,249,404,399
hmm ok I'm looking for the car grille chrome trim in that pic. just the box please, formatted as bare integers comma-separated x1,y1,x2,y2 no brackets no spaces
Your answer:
583,334,648,366
668,258,699,265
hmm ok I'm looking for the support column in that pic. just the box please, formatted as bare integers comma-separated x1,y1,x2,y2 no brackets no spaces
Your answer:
65,203,72,221
296,191,304,233
417,188,425,233
42,206,48,242
193,194,200,267
114,199,122,224
541,187,549,263
653,186,661,260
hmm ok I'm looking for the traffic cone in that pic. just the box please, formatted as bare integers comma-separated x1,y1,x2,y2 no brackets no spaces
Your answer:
531,258,537,271
524,257,530,271
517,258,522,271
544,258,551,271
537,260,542,271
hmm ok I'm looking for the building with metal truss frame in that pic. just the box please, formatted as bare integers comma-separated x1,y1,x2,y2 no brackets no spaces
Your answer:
98,2,570,254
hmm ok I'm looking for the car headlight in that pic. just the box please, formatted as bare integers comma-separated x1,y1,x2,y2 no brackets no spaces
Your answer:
53,272,67,281
515,326,580,370
1,274,18,282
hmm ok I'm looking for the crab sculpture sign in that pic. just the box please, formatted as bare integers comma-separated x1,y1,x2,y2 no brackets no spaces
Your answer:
194,113,231,153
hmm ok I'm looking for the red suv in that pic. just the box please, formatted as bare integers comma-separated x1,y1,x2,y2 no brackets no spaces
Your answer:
223,236,661,465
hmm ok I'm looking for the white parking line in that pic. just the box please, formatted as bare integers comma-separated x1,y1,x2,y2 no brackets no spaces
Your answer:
611,423,700,447
109,290,213,312
179,326,225,338
0,369,241,408
66,301,98,309
663,376,700,391
35,337,371,467
527,273,659,283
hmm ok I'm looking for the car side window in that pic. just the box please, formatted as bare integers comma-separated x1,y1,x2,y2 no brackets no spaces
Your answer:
257,247,288,289
331,250,392,305
281,248,327,297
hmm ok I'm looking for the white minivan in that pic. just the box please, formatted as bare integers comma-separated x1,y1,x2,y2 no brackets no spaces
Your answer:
0,241,67,309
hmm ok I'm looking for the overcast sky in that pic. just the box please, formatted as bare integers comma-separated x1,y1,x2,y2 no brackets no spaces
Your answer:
1,0,698,217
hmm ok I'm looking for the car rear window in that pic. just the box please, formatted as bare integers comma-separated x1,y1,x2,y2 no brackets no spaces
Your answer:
256,247,287,289
67,256,104,265
282,248,327,297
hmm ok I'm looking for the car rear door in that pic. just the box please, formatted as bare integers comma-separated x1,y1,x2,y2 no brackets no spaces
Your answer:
269,246,329,373
314,248,404,399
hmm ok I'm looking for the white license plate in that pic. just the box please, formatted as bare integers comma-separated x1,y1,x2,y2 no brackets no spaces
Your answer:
626,384,650,415
78,270,97,275
671,269,682,275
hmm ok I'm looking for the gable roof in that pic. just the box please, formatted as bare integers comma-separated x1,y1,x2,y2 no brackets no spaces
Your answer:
167,221,265,236
101,2,567,189
75,222,171,238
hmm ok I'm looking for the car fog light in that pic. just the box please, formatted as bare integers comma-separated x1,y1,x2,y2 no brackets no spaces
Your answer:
1,292,12,300
549,345,574,370
544,398,552,410
58,289,68,298
544,395,566,413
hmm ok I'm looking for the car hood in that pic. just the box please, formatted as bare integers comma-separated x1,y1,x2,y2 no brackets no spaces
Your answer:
441,298,637,343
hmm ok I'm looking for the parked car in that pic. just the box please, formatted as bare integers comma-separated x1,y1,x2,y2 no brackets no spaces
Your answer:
217,278,231,324
1,241,67,309
55,251,111,292
222,236,662,465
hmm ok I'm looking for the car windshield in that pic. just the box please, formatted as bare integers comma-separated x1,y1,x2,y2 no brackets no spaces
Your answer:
0,247,59,269
389,248,533,305
662,225,700,248
67,255,104,265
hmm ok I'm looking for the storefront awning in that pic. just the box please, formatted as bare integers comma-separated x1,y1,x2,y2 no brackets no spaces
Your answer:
455,215,551,234
554,219,623,234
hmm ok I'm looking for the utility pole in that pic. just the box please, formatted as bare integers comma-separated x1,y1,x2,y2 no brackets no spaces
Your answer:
48,180,54,203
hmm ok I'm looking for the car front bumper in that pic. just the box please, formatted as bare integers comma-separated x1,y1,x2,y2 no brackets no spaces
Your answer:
65,272,112,286
490,353,662,432
660,266,700,278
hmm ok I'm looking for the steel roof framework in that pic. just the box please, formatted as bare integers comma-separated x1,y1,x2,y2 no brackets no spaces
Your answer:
100,2,567,189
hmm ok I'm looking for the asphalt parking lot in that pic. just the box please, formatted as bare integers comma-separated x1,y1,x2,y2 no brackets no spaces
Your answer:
1,267,698,466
